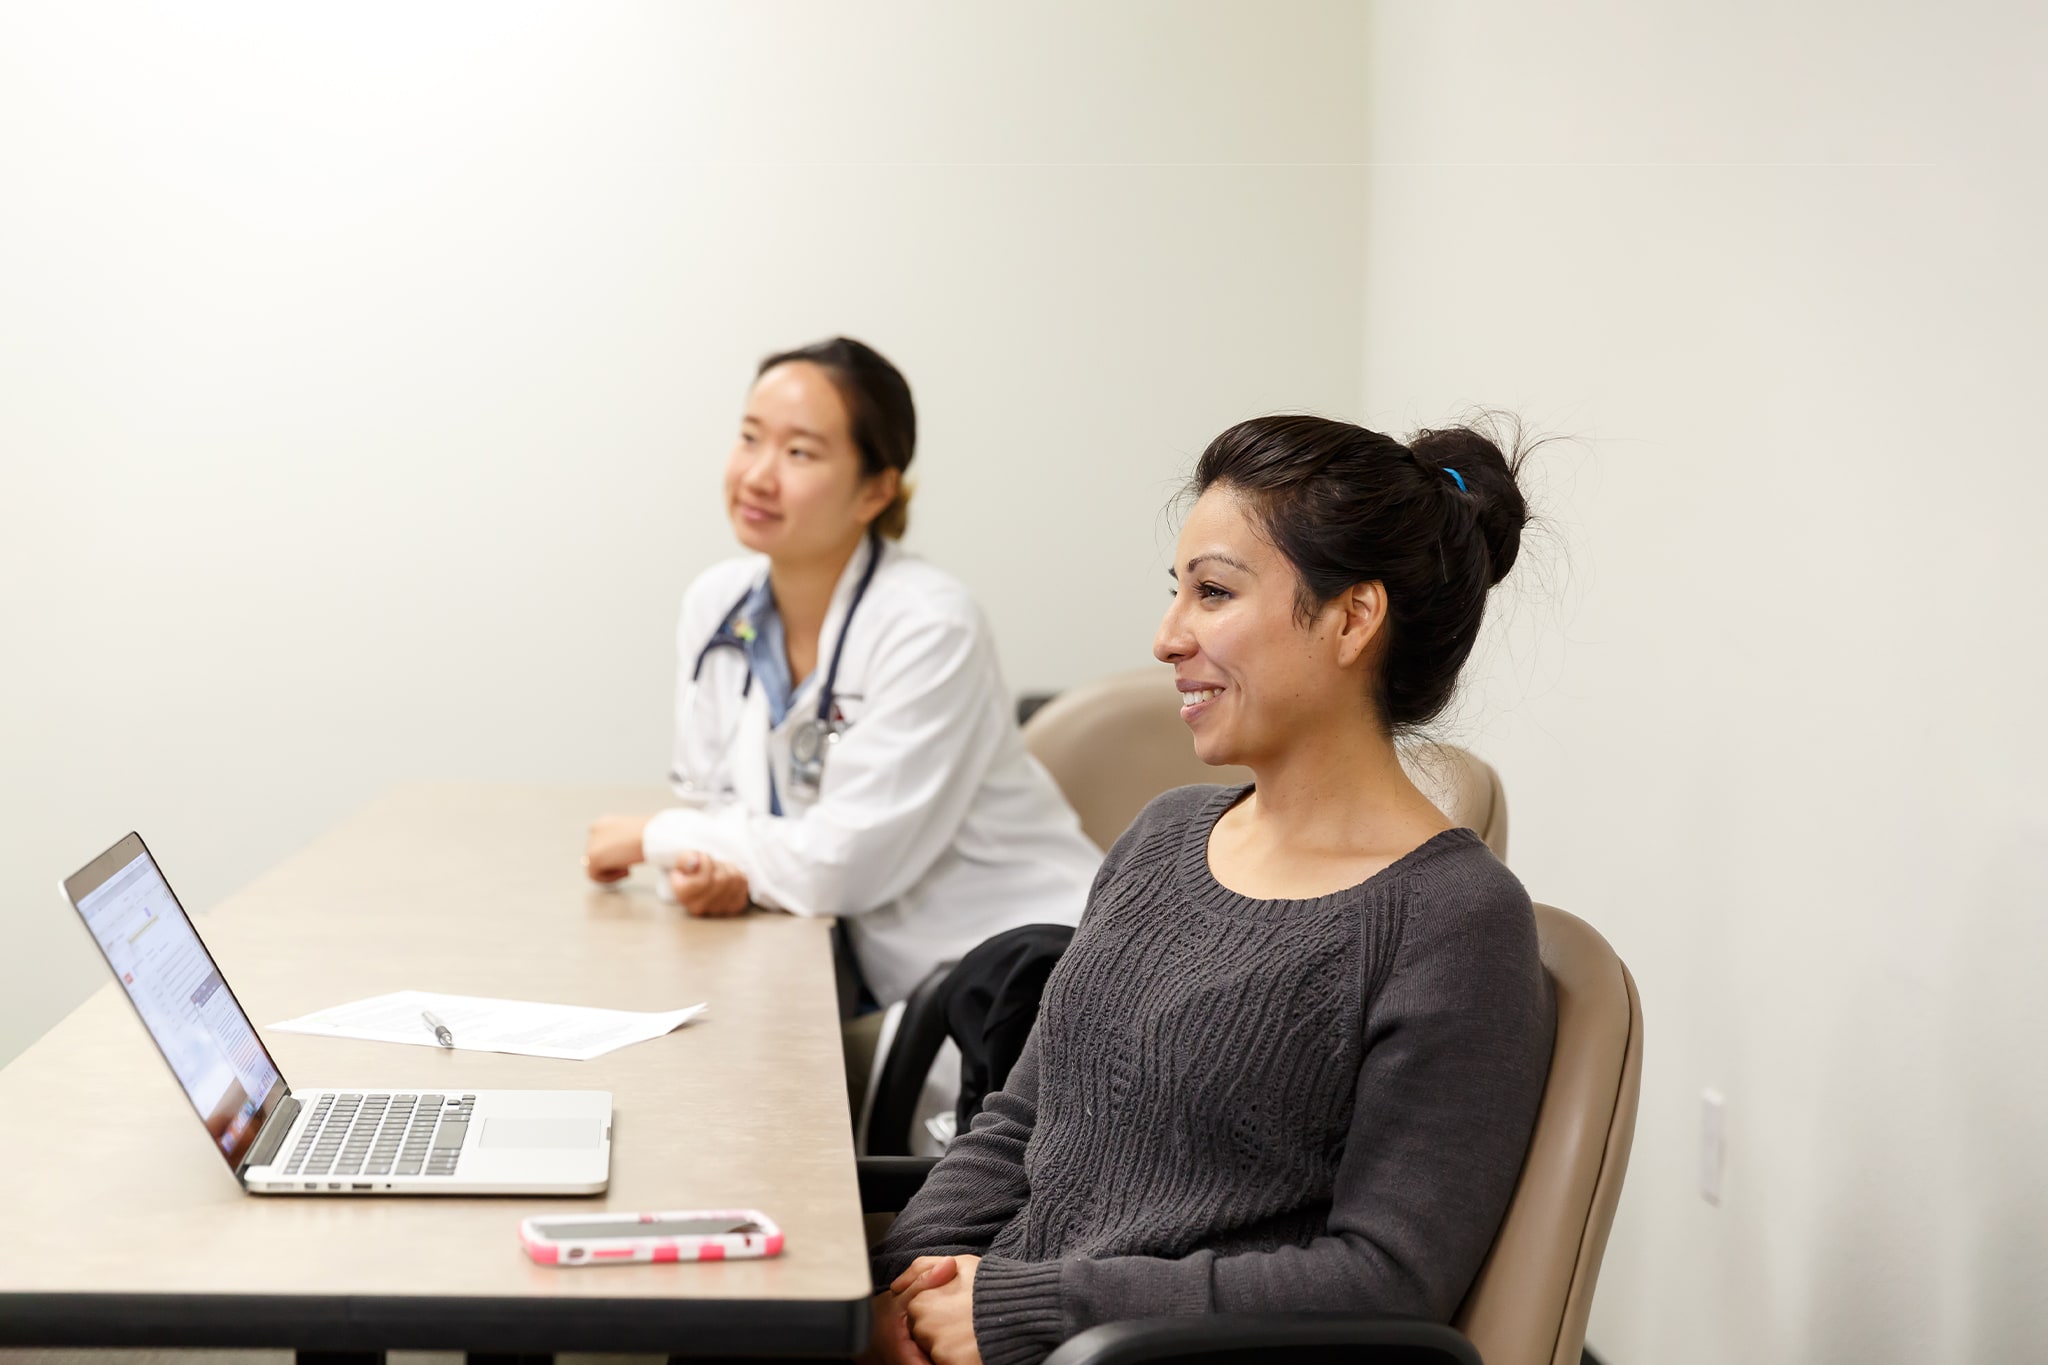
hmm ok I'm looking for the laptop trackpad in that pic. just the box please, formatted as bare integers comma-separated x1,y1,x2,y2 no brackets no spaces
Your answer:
480,1117,603,1150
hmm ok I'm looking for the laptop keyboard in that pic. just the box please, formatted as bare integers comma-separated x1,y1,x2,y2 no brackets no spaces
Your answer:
282,1092,477,1178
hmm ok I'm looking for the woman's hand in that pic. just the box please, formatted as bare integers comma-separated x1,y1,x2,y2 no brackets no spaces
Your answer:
669,850,751,916
860,1287,933,1365
889,1255,957,1296
861,1256,961,1365
583,815,650,883
903,1254,982,1365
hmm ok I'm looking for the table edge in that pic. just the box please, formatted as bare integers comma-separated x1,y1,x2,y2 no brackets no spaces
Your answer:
0,1288,871,1355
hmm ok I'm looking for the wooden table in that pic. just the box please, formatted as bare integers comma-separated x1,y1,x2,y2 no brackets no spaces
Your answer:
0,784,872,1357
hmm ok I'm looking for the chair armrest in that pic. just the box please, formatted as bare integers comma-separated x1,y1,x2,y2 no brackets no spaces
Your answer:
1042,1313,1481,1365
866,961,958,1156
857,1155,939,1213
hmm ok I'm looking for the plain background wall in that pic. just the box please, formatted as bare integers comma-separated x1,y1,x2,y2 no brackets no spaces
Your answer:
1360,3,2048,1362
0,2,1369,1065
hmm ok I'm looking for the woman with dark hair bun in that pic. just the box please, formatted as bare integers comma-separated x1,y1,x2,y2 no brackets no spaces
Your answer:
583,338,1099,1074
868,415,1555,1365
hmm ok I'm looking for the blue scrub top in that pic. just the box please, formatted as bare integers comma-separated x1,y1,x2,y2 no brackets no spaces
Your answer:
731,576,797,815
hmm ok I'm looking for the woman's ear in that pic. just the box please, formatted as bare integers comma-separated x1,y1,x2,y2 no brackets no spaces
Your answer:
854,467,901,527
1333,581,1387,669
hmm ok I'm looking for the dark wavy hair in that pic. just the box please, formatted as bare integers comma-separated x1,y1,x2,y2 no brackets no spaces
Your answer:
757,337,916,539
1192,414,1530,730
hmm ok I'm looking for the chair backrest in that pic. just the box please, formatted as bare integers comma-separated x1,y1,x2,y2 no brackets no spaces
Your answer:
1453,905,1644,1365
1021,668,1510,858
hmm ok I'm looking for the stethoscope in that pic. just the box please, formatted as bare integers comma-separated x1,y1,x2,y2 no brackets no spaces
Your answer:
688,531,884,805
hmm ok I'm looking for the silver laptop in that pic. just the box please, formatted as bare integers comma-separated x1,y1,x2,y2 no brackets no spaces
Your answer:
62,833,611,1196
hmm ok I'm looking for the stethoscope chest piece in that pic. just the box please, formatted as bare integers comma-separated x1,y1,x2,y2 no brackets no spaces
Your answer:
787,716,846,802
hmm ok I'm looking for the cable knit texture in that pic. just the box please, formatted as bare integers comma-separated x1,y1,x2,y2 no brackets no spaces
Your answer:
872,784,1555,1365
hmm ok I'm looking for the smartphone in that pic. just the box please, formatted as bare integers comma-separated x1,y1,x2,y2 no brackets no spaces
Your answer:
520,1208,783,1266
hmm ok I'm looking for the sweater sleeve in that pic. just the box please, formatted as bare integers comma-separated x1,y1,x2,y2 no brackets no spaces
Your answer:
870,1027,1043,1287
968,876,1555,1365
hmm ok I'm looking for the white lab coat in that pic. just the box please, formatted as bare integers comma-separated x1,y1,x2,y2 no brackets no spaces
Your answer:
642,535,1101,1007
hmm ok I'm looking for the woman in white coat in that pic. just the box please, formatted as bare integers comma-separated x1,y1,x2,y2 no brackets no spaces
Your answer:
584,337,1100,1028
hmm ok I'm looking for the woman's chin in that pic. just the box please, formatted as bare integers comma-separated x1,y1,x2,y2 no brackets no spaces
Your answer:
1190,732,1241,770
730,517,779,553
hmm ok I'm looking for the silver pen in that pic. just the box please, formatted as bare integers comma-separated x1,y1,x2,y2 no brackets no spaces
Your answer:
421,1010,455,1049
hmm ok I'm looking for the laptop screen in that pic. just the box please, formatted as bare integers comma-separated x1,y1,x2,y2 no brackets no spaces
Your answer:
67,836,286,1171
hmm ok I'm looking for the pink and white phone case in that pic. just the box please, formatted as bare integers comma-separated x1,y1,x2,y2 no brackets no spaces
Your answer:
519,1209,783,1266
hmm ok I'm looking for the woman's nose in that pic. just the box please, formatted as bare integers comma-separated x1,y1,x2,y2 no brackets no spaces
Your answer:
739,445,777,489
1154,597,1192,664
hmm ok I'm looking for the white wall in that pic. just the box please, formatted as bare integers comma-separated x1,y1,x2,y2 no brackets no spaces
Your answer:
0,0,1371,1065
1360,3,2048,1362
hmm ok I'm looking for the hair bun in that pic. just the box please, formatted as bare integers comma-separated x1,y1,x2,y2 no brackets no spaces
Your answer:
1407,424,1528,587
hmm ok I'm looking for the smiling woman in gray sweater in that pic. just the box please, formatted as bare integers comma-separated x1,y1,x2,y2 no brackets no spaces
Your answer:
867,415,1556,1365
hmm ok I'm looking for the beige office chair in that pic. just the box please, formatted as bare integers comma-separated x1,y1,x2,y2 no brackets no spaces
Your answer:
1023,667,1511,858
1453,903,1643,1365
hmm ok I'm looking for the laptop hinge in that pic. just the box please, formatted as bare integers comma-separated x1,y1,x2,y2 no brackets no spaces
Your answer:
237,1091,303,1180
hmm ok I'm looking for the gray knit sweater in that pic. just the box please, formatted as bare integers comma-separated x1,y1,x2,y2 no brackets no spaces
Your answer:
872,784,1555,1365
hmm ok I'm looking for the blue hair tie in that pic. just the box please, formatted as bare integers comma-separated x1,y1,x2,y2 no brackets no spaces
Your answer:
1443,467,1467,492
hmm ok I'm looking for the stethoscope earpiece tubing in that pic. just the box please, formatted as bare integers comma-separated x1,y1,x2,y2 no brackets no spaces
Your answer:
811,529,885,727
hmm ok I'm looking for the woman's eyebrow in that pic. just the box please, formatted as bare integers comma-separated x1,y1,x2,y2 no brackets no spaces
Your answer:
741,415,831,443
1184,552,1253,576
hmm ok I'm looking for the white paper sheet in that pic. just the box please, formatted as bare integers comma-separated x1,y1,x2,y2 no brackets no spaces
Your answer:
268,989,707,1061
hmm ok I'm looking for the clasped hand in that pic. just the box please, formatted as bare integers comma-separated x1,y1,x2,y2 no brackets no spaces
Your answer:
665,849,750,916
865,1254,982,1365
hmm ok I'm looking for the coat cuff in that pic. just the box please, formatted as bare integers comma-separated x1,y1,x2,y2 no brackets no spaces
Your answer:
642,805,750,872
640,807,696,870
972,1256,1067,1365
